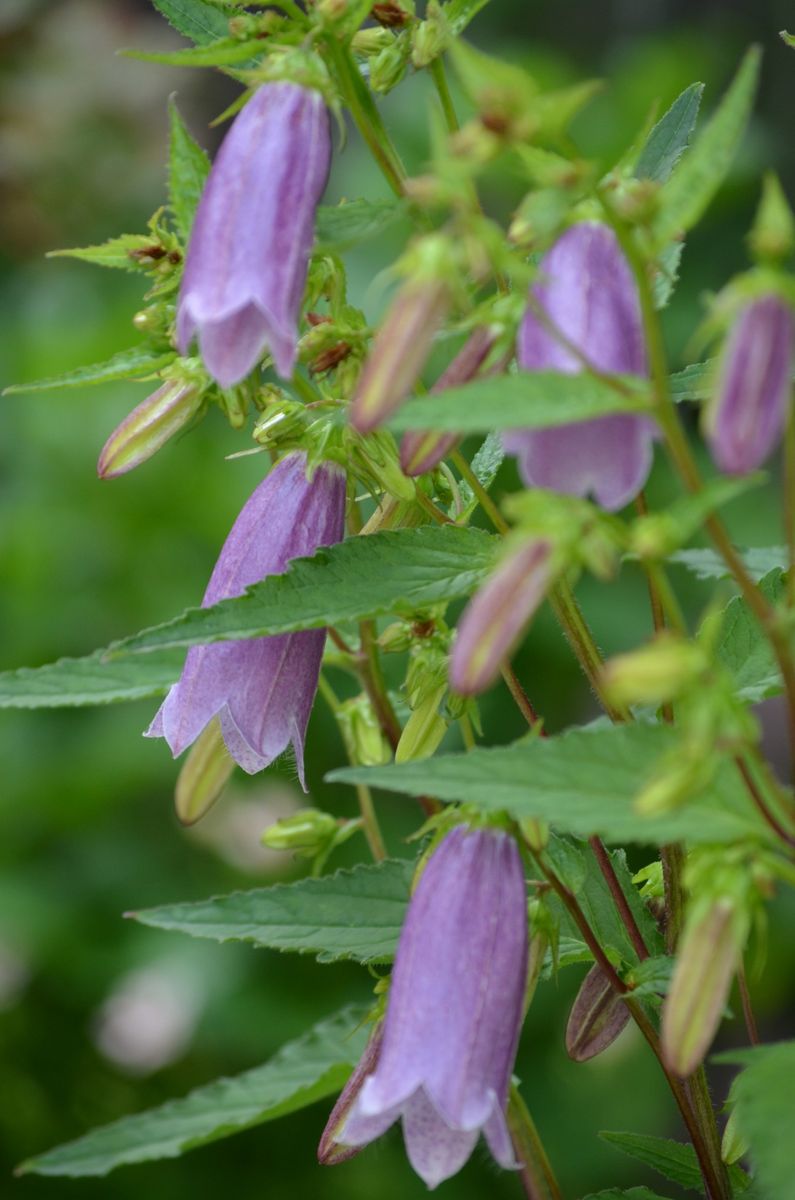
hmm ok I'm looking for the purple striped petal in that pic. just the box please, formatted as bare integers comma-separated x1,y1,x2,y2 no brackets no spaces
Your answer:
177,83,331,387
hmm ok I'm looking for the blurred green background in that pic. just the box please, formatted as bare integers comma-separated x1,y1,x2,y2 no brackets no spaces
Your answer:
1,2,794,1197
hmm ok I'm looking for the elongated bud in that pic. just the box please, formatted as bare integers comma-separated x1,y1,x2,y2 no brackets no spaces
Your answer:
174,717,234,826
635,753,717,816
400,327,497,476
261,808,338,853
565,964,630,1062
601,634,706,709
338,697,392,767
450,539,554,695
318,1022,383,1165
98,380,203,478
350,236,454,433
704,294,795,475
395,684,448,763
661,898,747,1077
369,36,411,94
748,172,795,263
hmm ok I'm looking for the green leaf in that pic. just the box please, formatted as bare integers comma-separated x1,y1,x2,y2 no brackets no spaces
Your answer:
669,359,715,402
150,0,232,45
0,649,183,708
780,30,795,48
124,38,262,68
671,547,786,582
654,46,761,248
445,0,492,34
459,432,505,510
314,198,407,252
48,234,171,273
600,1130,751,1195
130,858,415,963
168,100,211,240
626,954,674,998
329,724,767,847
582,1190,675,1200
716,568,783,701
111,526,497,657
636,82,705,184
2,346,175,395
721,1042,795,1200
17,1006,367,1178
387,372,650,434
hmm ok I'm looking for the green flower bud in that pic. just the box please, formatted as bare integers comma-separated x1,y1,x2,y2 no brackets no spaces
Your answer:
395,684,448,763
252,396,308,448
338,697,392,767
174,717,234,826
370,34,410,94
748,172,795,264
410,0,450,68
601,634,707,709
261,808,339,853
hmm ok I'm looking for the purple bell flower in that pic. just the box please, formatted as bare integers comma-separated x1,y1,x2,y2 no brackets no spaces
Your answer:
704,294,795,474
504,221,655,512
338,825,528,1189
146,453,346,786
177,83,331,388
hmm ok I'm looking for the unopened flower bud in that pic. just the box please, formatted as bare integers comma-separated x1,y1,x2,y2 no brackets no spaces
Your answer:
378,622,413,653
395,684,448,763
369,36,410,94
174,717,234,826
565,964,630,1063
351,27,393,54
97,378,204,478
601,634,706,709
748,172,795,263
318,1022,383,1165
635,753,717,816
338,697,392,766
450,539,554,696
261,807,339,853
350,236,454,433
252,398,307,448
703,294,795,475
661,897,748,1077
410,0,450,67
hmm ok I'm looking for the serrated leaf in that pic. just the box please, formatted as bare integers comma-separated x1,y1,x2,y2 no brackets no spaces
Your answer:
669,359,715,402
48,235,167,273
314,198,407,251
2,346,175,395
111,526,497,657
720,1042,795,1200
386,371,650,434
329,724,767,847
168,100,211,241
716,568,784,701
626,954,674,998
459,431,504,510
636,82,704,184
131,858,415,963
124,37,263,68
17,1006,367,1178
782,30,795,48
150,0,232,45
654,46,761,248
653,240,685,310
0,649,184,708
446,0,491,34
671,547,786,582
600,1130,751,1195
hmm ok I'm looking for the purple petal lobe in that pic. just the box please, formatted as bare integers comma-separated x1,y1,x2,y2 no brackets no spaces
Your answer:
145,453,346,784
177,82,331,386
505,221,655,511
402,1089,480,1190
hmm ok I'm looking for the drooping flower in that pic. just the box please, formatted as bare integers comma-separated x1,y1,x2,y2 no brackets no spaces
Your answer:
450,538,554,695
146,452,346,786
504,221,655,512
703,294,795,474
177,83,331,389
336,825,528,1189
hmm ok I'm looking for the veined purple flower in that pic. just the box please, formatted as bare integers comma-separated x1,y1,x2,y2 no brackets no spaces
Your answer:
450,539,553,695
177,83,331,388
146,453,346,785
704,294,795,474
337,825,528,1189
504,221,655,512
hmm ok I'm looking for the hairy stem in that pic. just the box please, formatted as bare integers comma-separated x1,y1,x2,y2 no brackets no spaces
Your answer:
317,674,387,861
507,1085,564,1200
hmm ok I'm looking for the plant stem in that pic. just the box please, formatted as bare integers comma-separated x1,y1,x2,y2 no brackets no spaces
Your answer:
501,663,544,729
734,752,795,850
507,1085,564,1200
429,57,459,133
548,579,629,722
785,401,795,608
587,836,650,961
737,959,760,1046
358,618,403,752
325,38,406,197
451,449,509,533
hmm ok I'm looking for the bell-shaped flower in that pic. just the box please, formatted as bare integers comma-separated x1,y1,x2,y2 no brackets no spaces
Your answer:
146,452,346,786
703,294,795,474
338,824,528,1189
177,82,331,388
504,221,655,511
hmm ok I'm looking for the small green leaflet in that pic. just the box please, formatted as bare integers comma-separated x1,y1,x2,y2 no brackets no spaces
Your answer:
0,648,183,708
2,346,175,395
48,234,167,273
17,1005,367,1178
445,0,492,35
625,955,674,999
653,46,761,248
329,724,768,848
671,546,786,582
716,568,783,701
636,81,704,184
314,198,407,252
124,38,263,69
150,0,232,46
600,1130,751,1195
459,431,505,511
168,100,210,240
581,1190,675,1200
387,371,650,435
111,526,497,657
669,359,715,402
780,30,795,48
720,1042,795,1200
131,858,414,964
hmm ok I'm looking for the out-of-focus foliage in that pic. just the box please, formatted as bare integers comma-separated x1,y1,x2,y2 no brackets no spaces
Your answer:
1,2,794,1198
